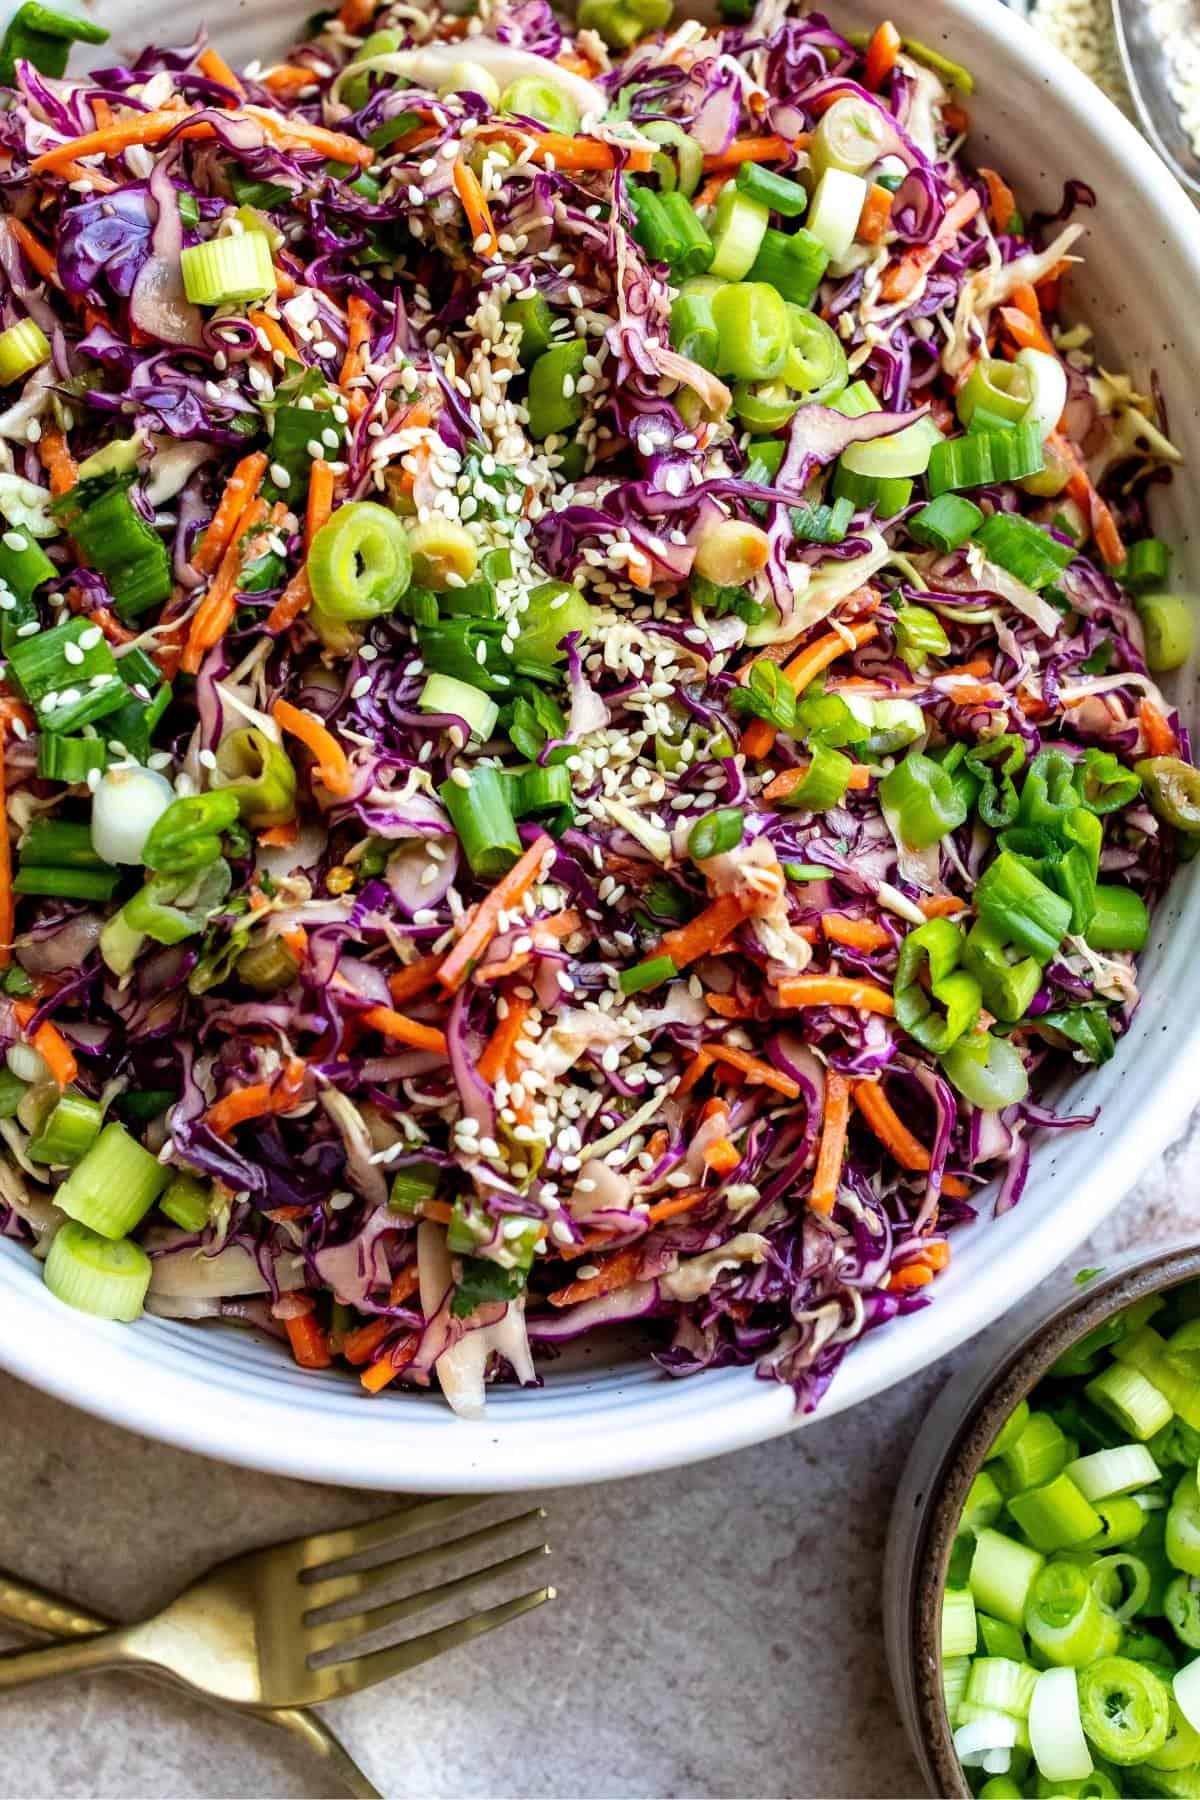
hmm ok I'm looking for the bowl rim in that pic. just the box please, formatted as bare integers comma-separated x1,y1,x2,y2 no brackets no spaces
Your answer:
2,0,1200,1492
900,1242,1200,1799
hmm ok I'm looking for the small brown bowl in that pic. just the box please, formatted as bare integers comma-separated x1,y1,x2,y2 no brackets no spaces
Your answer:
883,1238,1200,1798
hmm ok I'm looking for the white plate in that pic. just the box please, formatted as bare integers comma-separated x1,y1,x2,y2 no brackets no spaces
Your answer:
0,0,1197,1490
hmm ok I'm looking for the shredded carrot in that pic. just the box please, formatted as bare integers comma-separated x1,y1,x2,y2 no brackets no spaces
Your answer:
305,459,335,553
776,975,895,1015
437,834,555,994
644,1188,706,1227
556,48,599,77
741,621,879,758
388,953,445,1006
1140,698,1178,757
478,994,535,1085
677,1049,713,1097
763,760,872,802
942,102,970,135
8,218,59,288
705,992,757,1020
31,109,220,174
864,20,902,90
343,1316,392,1366
337,0,376,30
361,1335,418,1393
853,1079,932,1172
888,1262,934,1291
661,890,757,970
857,182,893,244
193,452,268,575
261,64,321,94
357,1005,448,1056
387,1263,421,1306
339,296,372,390
917,894,968,920
547,1246,644,1308
265,569,312,635
811,1070,851,1214
979,166,1016,233
12,1000,78,1088
181,494,268,674
272,699,354,798
37,427,77,499
704,1137,741,1174
246,308,301,366
822,914,890,952
693,172,732,210
452,158,497,257
90,96,113,129
58,161,118,193
197,47,245,98
514,131,653,173
204,1056,306,1137
701,135,793,173
280,926,307,963
1045,428,1126,567
706,1042,799,1098
998,303,1055,359
474,909,582,983
286,1310,332,1369
923,1239,952,1271
879,188,981,303
0,724,10,971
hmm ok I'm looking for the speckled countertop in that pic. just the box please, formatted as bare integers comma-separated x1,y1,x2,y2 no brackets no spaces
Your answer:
0,1110,1197,1800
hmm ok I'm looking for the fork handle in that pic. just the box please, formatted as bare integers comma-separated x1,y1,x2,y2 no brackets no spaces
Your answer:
0,1629,136,1688
0,1573,380,1798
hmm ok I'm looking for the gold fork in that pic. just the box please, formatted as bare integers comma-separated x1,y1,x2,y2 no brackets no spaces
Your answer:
0,1568,381,1799
0,1494,552,1709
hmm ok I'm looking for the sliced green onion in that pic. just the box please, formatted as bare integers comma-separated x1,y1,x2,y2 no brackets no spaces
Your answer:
54,1121,169,1239
789,497,855,544
927,422,1045,495
809,95,890,177
943,1586,981,1658
618,954,678,996
1008,1475,1102,1553
688,807,744,861
1086,884,1150,954
1119,538,1173,594
1014,347,1069,440
20,817,105,867
500,75,580,133
1138,595,1194,673
732,380,799,433
893,917,980,1054
989,1400,1032,1461
307,501,413,622
13,863,121,900
1029,1668,1094,1782
1174,1656,1200,1737
1003,1411,1070,1490
53,477,172,621
657,192,714,280
941,1029,1029,1111
36,735,108,784
181,231,276,305
1090,1550,1152,1621
735,161,808,217
438,766,521,877
974,513,1077,590
893,603,951,671
977,1614,1027,1664
1066,1444,1163,1503
828,379,879,418
8,615,126,734
970,1527,1046,1627
805,168,868,262
831,464,911,515
1087,1362,1174,1442
27,1090,103,1166
142,790,239,876
626,183,684,267
1114,1327,1200,1431
643,121,703,197
518,579,593,664
418,672,498,742
957,357,1033,429
944,1654,972,1725
775,744,853,812
1025,1561,1120,1669
784,306,848,403
1167,1474,1200,1577
1078,1656,1172,1764
575,0,671,48
744,227,830,307
159,1172,213,1233
43,1220,151,1323
962,1471,1006,1539
527,339,588,439
0,317,50,385
670,286,720,370
0,1066,27,1120
909,493,984,552
1088,1495,1150,1549
966,1657,1039,1719
708,185,769,281
388,1159,440,1214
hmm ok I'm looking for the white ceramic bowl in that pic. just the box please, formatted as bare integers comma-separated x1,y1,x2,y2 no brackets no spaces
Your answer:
1,0,1197,1491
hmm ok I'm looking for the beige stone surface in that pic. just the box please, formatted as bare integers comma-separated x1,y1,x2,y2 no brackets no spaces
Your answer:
0,1114,1197,1800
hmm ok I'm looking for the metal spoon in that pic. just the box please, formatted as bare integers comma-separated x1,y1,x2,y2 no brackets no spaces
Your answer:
1110,0,1200,203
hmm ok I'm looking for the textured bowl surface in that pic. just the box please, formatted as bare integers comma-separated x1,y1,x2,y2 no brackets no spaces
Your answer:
884,1242,1200,1798
0,0,1197,1491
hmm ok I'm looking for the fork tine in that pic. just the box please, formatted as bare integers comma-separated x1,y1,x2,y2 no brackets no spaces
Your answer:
320,1584,555,1698
303,1510,545,1611
305,1544,550,1656
298,1496,486,1574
